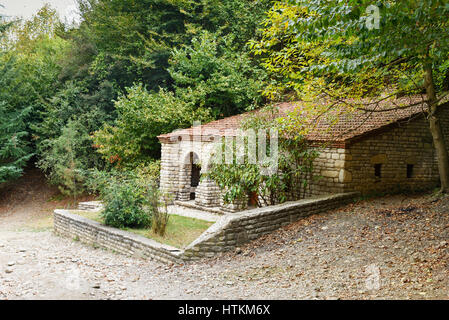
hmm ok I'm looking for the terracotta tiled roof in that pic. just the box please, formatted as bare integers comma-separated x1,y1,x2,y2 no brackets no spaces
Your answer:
158,96,432,145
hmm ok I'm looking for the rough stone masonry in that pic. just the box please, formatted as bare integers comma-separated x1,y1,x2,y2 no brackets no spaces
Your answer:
54,192,358,264
157,100,449,212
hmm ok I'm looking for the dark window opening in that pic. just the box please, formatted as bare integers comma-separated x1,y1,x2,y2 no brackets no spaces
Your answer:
190,166,200,200
191,164,201,188
374,164,382,178
407,164,414,178
189,152,201,200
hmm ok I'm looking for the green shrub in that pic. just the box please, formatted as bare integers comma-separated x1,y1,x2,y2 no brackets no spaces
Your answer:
93,84,212,167
88,168,168,230
38,120,90,196
208,107,318,206
101,177,151,228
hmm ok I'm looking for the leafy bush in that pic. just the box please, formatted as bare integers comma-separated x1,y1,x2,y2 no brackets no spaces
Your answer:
88,168,167,230
151,190,170,237
152,209,169,237
208,106,319,206
135,161,161,186
93,84,212,167
0,9,65,184
169,31,267,117
38,120,91,196
0,103,33,184
92,31,268,169
101,177,151,229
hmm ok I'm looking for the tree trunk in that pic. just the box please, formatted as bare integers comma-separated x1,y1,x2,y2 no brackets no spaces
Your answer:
424,63,449,193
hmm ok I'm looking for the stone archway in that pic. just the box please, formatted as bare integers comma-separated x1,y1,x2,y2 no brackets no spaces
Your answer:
178,151,201,201
193,156,221,207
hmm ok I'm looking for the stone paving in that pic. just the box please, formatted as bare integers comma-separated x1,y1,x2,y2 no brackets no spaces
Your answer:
166,204,221,222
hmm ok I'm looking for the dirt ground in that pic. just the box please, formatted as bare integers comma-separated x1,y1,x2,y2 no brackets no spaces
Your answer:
0,169,448,300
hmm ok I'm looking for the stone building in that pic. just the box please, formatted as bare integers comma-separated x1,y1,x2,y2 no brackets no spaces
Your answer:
158,98,449,212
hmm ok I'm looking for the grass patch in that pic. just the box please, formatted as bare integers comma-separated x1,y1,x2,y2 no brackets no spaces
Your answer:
72,210,213,249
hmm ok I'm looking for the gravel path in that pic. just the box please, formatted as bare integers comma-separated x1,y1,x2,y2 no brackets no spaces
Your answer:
1,173,449,300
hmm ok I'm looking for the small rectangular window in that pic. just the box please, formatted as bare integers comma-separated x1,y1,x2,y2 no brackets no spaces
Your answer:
374,164,382,178
407,164,414,178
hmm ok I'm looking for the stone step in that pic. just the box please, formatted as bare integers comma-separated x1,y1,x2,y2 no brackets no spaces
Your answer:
174,200,226,215
78,201,104,211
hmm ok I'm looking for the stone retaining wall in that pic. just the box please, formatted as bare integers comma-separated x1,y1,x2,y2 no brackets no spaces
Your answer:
53,210,184,265
182,192,358,261
54,192,357,264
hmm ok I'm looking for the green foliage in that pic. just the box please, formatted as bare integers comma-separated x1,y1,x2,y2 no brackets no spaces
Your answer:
37,120,91,196
286,0,449,71
135,160,162,185
101,178,151,229
0,6,11,36
1,0,271,192
93,30,267,169
258,0,449,101
208,107,318,206
35,81,116,145
88,169,165,229
77,0,186,90
93,84,212,167
209,160,260,205
151,192,169,237
170,31,267,117
0,103,33,184
0,31,31,184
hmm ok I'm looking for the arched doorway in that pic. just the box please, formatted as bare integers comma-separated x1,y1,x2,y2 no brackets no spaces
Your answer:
190,153,201,200
178,151,201,201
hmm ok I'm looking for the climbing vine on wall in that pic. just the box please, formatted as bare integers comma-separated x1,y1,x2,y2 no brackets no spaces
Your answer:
207,106,319,207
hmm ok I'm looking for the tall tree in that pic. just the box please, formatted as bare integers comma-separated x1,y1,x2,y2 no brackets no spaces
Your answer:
0,6,68,184
256,0,449,192
73,0,272,92
0,9,33,184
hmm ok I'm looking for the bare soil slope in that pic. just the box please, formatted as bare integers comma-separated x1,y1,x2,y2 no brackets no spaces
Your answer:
0,168,94,231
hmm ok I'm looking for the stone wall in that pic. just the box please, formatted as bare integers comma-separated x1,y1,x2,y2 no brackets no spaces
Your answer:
54,193,357,264
182,192,357,261
53,210,184,265
160,137,350,209
307,147,348,197
160,137,220,205
344,115,448,194
296,110,449,196
160,107,449,207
